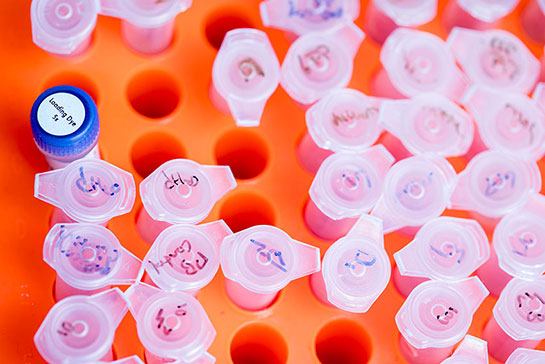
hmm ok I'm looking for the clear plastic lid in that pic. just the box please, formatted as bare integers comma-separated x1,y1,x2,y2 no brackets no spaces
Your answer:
534,82,545,112
441,335,489,364
44,223,142,290
493,277,545,341
100,0,192,27
448,28,539,94
212,29,280,127
494,194,545,280
394,217,489,282
31,0,99,54
309,145,394,220
457,0,520,23
220,225,320,294
379,93,475,157
373,0,437,26
140,159,236,225
97,356,145,364
371,154,457,233
396,277,488,349
322,215,390,313
259,0,360,35
280,23,364,105
126,282,215,362
34,288,128,364
463,87,545,161
306,88,383,153
34,159,136,224
380,28,470,101
506,348,545,364
450,151,542,218
144,221,232,292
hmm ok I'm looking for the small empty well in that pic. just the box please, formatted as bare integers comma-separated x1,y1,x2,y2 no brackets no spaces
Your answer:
215,129,269,180
127,70,181,119
315,319,372,364
44,71,100,104
219,192,275,233
131,132,186,179
205,9,254,50
231,322,288,364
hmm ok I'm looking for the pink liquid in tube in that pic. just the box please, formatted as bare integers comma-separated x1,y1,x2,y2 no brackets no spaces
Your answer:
440,335,489,364
100,0,192,55
280,23,364,106
44,223,142,301
297,88,384,174
310,215,390,312
137,159,236,244
449,150,542,225
210,28,280,127
259,0,360,37
396,277,489,364
378,93,475,158
462,85,545,162
363,0,437,45
443,0,520,32
371,154,457,234
447,28,539,94
125,282,216,364
477,194,545,297
372,28,470,103
521,0,545,44
305,145,394,240
143,220,232,296
482,277,545,362
220,225,320,311
34,288,128,363
393,216,489,298
34,158,136,225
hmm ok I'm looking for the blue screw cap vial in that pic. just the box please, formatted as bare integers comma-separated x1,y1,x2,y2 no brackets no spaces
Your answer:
31,85,99,167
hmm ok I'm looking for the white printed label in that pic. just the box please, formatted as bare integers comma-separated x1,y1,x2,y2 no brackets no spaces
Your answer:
37,92,86,136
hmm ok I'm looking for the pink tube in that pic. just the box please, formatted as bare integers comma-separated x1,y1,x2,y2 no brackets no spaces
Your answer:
363,0,398,45
224,278,278,311
309,272,335,308
142,273,199,298
392,265,428,298
482,314,542,362
135,207,172,245
54,277,109,302
121,20,175,55
463,129,487,163
296,131,334,174
370,68,406,99
476,245,513,297
521,0,545,44
443,0,494,32
399,334,454,364
378,132,412,161
467,210,500,235
303,199,357,241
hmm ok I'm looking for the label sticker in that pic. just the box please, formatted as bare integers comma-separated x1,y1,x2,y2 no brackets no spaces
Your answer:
37,92,86,136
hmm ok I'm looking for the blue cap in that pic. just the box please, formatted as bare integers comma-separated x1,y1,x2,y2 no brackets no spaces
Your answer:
30,85,99,160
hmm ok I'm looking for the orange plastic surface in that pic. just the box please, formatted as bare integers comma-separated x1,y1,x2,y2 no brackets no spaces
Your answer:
2,0,545,363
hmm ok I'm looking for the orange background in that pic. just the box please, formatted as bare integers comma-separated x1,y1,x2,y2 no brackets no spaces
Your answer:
1,0,544,363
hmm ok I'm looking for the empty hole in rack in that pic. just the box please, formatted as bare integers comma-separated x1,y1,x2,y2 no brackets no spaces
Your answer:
131,132,186,179
204,9,254,50
127,70,181,119
215,129,269,180
315,318,373,364
231,322,288,364
219,192,275,233
43,71,100,104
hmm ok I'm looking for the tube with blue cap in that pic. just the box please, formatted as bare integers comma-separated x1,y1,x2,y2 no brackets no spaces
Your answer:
31,85,100,169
